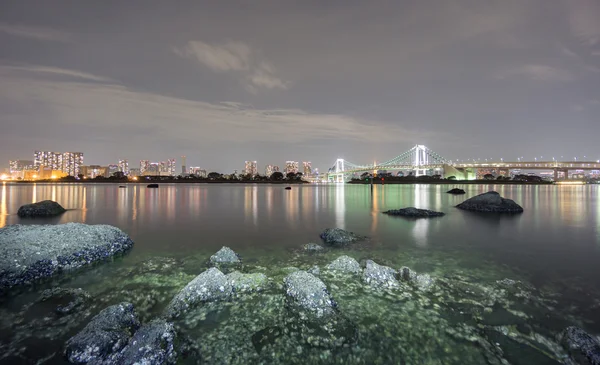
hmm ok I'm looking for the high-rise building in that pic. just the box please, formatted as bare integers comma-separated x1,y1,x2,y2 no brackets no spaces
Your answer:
245,161,258,176
140,160,150,175
166,159,176,176
272,165,280,172
62,152,84,176
303,161,312,175
129,168,141,177
106,164,119,177
265,165,274,176
9,160,35,173
189,167,207,177
285,161,299,174
34,151,63,170
144,162,160,175
181,156,187,175
118,159,129,175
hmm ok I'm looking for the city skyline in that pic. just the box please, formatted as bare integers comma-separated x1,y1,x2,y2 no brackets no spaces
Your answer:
1,1,599,171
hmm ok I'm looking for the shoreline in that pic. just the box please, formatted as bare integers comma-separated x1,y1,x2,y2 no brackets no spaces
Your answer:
347,180,556,185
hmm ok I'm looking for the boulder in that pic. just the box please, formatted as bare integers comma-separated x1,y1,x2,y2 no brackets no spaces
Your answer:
327,255,361,274
283,270,336,318
320,228,365,246
383,207,445,218
362,260,398,288
112,320,178,365
147,184,159,188
447,188,466,195
227,271,268,293
456,191,523,213
164,268,232,319
398,267,435,291
398,266,418,282
302,243,324,252
17,200,66,217
0,223,134,295
559,326,600,365
209,246,241,264
65,302,140,364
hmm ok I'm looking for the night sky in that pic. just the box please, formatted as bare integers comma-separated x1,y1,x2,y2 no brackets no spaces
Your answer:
1,0,599,172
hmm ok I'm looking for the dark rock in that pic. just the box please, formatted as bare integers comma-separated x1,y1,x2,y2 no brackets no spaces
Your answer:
319,228,365,246
209,246,241,264
39,287,91,315
362,260,398,288
383,207,445,218
302,243,324,252
17,200,66,217
447,188,466,195
283,270,336,317
118,186,126,188
147,184,159,188
456,191,523,213
226,271,268,293
112,320,178,365
559,326,600,365
398,267,435,291
65,302,140,364
284,187,292,190
398,266,417,281
164,267,232,319
327,255,361,274
0,223,134,295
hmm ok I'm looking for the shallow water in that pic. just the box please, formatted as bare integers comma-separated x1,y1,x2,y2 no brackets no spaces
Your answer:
1,182,599,364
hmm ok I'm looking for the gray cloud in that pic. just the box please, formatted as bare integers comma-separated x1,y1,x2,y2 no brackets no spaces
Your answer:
174,40,288,93
496,65,574,82
0,23,72,42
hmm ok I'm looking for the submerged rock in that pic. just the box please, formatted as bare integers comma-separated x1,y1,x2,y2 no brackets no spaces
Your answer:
283,270,336,318
113,320,178,365
383,207,445,218
456,191,523,213
0,223,134,295
227,271,268,293
398,267,436,291
302,243,324,252
559,326,600,365
327,255,361,274
164,268,232,319
65,302,140,364
39,287,91,315
447,188,466,195
308,265,321,276
320,228,365,246
362,260,398,288
398,266,418,282
210,246,241,264
17,200,66,217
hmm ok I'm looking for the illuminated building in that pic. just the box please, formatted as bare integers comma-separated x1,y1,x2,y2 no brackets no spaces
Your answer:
181,156,187,175
245,161,258,176
62,152,84,176
144,163,160,176
9,160,35,173
106,164,119,177
129,168,141,177
80,165,105,178
118,159,129,175
265,165,275,176
285,161,299,174
303,161,312,175
272,165,280,172
189,167,207,177
166,159,176,176
140,160,150,175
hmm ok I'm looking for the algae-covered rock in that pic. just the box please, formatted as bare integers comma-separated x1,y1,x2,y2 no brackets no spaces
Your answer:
362,260,398,288
283,270,336,318
320,228,365,246
210,246,241,264
227,271,268,293
327,255,361,274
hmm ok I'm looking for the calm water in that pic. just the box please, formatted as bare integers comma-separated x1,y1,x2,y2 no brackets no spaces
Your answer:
1,182,600,364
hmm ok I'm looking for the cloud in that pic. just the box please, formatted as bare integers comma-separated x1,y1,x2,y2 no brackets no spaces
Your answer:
496,65,574,82
0,64,424,148
174,40,288,93
0,23,72,43
566,0,600,45
1,65,114,83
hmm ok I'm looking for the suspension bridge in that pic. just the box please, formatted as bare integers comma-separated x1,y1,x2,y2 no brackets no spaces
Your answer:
327,145,600,182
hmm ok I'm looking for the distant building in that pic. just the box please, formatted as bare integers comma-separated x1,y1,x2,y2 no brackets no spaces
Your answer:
144,162,160,176
118,159,129,175
272,165,280,172
106,164,119,177
140,160,150,175
34,151,62,170
181,156,187,175
189,167,207,177
80,165,105,178
129,168,141,177
9,160,35,173
285,161,299,174
303,161,312,175
166,159,176,176
245,161,258,176
33,151,83,176
62,152,84,176
265,165,275,176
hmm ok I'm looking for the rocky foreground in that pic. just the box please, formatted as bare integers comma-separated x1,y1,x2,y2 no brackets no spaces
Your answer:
456,191,524,213
0,223,134,294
